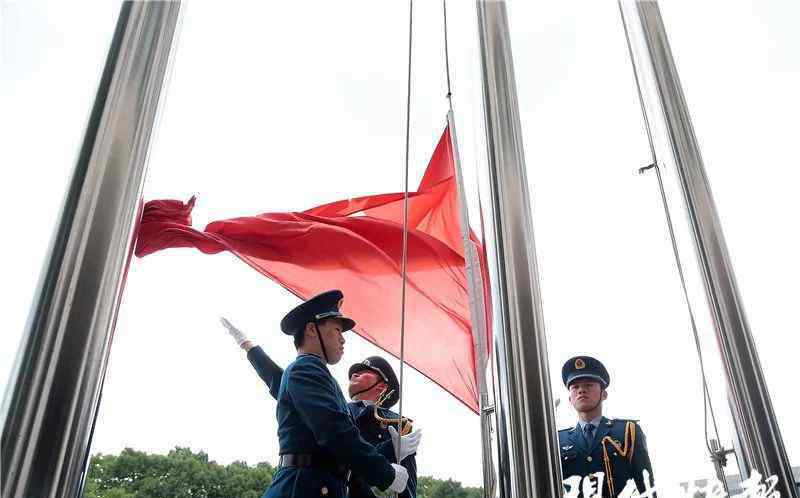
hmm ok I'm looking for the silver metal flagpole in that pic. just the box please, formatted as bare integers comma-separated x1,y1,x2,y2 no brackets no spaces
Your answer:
0,2,182,497
447,110,496,498
476,2,563,498
619,2,798,497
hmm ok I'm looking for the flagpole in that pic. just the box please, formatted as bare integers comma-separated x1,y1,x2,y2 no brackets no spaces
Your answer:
448,110,497,497
476,2,563,498
620,2,798,496
0,2,182,496
441,1,497,490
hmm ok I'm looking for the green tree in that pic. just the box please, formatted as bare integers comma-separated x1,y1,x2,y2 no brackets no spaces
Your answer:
83,447,274,498
83,447,482,498
416,477,482,498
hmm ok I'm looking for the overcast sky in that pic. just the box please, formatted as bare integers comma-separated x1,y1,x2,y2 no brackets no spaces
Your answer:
2,0,799,493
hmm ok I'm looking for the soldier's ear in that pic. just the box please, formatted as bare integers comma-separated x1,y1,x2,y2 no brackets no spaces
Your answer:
304,322,317,338
601,389,608,401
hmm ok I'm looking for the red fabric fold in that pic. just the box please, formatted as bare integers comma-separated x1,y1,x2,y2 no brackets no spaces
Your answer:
135,126,486,413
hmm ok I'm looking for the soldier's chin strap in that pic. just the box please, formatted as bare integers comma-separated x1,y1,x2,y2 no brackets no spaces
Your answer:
313,322,330,364
351,379,385,398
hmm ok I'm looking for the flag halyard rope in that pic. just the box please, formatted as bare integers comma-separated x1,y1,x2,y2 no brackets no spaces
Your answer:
396,0,414,474
442,0,453,109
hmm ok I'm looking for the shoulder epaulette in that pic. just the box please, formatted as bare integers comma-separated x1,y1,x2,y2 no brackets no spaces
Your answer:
607,417,639,424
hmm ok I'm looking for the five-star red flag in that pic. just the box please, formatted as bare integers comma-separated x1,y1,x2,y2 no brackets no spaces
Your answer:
136,126,488,413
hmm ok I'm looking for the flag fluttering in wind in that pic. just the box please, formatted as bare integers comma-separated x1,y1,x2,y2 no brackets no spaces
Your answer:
136,125,489,413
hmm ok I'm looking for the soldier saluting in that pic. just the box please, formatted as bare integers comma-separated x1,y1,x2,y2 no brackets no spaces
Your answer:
558,356,655,498
242,290,417,498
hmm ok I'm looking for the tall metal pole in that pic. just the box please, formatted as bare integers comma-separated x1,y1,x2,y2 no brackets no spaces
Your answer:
448,110,496,498
0,2,181,497
619,2,798,497
476,3,562,498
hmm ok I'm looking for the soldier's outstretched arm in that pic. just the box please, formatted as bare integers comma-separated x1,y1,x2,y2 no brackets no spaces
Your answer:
287,358,398,491
221,317,284,398
247,346,284,399
632,423,656,495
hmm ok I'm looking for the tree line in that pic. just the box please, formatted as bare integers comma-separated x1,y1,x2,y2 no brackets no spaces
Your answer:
83,447,483,498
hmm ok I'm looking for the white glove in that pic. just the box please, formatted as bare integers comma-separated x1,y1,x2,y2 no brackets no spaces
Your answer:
388,426,422,462
388,463,409,493
220,317,248,346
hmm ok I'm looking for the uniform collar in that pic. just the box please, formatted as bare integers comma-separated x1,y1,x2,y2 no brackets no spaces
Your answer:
297,352,324,362
349,400,370,418
295,353,330,373
577,415,603,431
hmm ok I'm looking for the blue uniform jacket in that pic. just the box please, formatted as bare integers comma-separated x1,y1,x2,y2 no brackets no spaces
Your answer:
248,347,416,498
259,351,395,498
558,417,655,498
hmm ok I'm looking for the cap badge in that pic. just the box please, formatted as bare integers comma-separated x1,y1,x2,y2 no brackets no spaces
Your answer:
363,359,371,367
575,358,586,369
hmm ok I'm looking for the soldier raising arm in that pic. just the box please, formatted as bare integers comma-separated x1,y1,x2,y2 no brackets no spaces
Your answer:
223,314,419,498
229,290,418,498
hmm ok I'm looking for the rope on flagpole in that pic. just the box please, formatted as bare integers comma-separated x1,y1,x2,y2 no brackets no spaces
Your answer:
396,0,413,471
442,0,453,109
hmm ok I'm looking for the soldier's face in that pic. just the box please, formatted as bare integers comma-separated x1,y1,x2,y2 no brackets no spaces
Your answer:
348,370,387,400
316,318,346,364
568,379,606,412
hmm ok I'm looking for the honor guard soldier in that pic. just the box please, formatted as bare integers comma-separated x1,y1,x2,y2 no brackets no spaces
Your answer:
230,290,418,498
558,356,655,498
222,315,419,498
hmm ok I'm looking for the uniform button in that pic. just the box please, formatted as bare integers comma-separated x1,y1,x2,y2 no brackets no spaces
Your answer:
586,456,593,462
378,434,383,439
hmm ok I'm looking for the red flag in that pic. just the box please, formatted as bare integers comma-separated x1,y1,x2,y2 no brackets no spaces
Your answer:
136,126,485,413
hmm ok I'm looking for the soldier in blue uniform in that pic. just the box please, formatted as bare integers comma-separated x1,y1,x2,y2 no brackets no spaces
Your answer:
222,315,418,498
558,356,655,498
231,290,419,498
